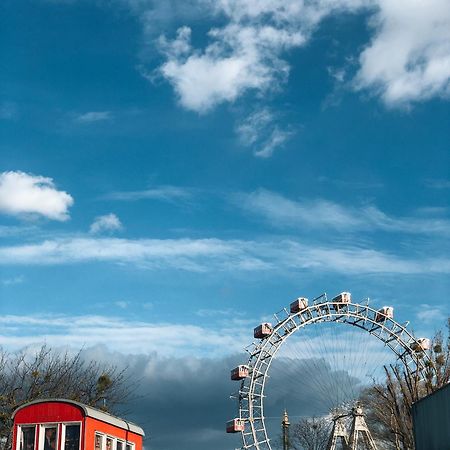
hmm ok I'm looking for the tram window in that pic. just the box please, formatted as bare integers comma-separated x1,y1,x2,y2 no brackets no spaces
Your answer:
94,434,103,450
116,441,123,450
42,427,57,450
125,443,133,450
106,438,113,450
20,426,36,450
63,425,80,450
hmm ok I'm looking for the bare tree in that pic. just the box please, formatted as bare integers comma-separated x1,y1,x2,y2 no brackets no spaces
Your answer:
362,318,450,450
0,345,133,450
290,416,330,450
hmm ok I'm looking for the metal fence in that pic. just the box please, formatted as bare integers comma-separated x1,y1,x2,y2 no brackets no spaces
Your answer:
412,383,450,450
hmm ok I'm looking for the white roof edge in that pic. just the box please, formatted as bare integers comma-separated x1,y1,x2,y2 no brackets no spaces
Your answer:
12,399,145,436
84,405,144,435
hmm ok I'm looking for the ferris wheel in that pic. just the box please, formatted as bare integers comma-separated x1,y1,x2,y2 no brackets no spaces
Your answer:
226,292,433,450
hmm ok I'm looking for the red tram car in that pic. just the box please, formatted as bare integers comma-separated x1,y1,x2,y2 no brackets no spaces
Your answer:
12,400,144,450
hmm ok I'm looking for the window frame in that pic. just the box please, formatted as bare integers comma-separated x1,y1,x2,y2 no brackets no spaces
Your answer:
94,433,135,450
94,432,105,450
60,422,82,450
39,424,59,450
16,425,37,450
105,436,115,450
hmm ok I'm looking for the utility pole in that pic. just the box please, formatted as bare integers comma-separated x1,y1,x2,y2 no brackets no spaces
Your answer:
282,409,290,450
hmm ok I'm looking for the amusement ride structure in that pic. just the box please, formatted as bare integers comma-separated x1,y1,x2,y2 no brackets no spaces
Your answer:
227,292,432,450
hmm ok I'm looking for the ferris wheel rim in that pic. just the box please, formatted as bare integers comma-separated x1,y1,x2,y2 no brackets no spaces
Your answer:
236,296,433,450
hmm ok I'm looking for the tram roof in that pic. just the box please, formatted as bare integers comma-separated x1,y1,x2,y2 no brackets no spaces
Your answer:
12,399,145,436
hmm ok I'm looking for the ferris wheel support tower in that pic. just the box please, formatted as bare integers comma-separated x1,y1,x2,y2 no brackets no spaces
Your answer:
347,405,378,450
328,404,378,450
327,415,349,450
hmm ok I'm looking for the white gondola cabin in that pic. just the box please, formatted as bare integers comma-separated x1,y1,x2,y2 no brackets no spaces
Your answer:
290,297,309,313
331,292,351,310
226,419,245,433
332,292,351,304
375,306,394,322
254,323,273,339
410,338,431,352
231,365,249,381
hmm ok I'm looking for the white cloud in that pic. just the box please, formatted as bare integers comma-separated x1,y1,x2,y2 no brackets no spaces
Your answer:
114,300,129,309
195,308,244,318
0,314,249,357
0,171,74,221
0,225,39,237
211,0,370,23
75,111,112,123
150,0,450,110
415,304,447,325
327,66,346,83
0,237,243,271
234,189,365,230
0,308,406,360
355,0,450,105
237,109,273,146
90,213,123,234
254,126,294,158
1,275,25,286
288,244,447,274
236,108,294,158
158,24,304,112
105,185,193,202
235,189,450,234
0,235,448,275
154,1,380,113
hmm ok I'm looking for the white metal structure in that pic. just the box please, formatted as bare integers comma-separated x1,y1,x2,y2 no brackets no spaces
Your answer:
347,405,377,450
229,292,433,450
327,415,349,450
327,404,378,450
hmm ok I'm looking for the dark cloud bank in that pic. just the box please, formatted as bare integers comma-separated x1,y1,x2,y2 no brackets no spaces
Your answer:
80,347,353,450
82,347,242,450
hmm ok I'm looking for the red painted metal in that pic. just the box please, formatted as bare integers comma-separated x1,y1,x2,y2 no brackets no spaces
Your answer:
15,403,84,425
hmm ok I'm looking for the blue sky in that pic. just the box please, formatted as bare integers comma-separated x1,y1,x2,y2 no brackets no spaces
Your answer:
0,0,449,449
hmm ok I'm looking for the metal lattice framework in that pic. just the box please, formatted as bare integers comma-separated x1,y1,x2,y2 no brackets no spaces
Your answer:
234,294,432,450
